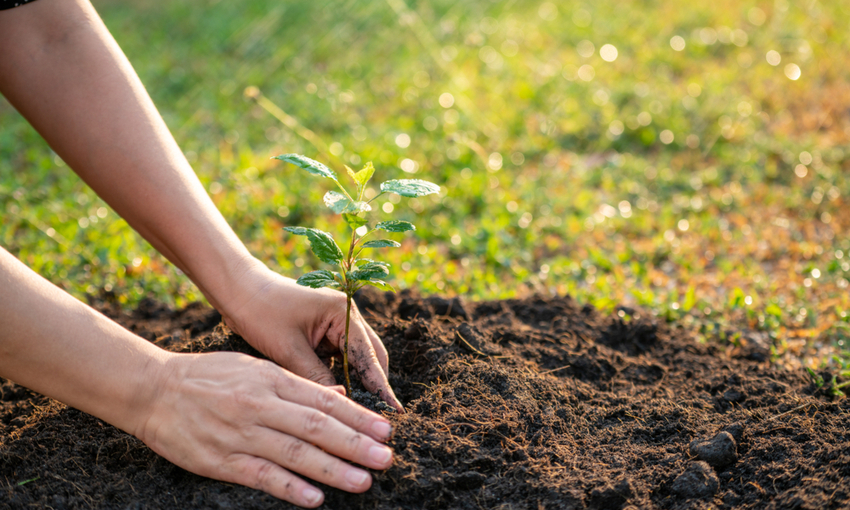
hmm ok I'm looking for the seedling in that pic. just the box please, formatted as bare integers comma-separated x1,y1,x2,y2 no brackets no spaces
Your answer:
274,153,440,396
806,367,849,398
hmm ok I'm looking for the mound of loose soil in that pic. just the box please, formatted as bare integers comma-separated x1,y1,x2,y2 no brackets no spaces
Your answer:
2,291,849,509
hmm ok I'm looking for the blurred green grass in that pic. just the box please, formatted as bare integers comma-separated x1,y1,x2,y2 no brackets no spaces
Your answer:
2,0,849,372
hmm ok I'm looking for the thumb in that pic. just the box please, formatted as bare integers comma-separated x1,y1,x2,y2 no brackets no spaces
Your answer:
283,340,337,387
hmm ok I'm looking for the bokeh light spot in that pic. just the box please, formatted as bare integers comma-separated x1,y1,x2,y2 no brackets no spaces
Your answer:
600,44,618,62
538,2,558,20
577,40,595,58
748,7,766,25
687,83,701,97
784,63,801,80
766,50,781,66
395,133,411,148
400,158,418,173
572,9,591,27
423,117,438,131
577,64,595,81
608,120,624,136
670,35,686,51
488,153,503,171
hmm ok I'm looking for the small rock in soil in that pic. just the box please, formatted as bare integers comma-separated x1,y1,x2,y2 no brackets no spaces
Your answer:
397,296,433,320
588,478,633,509
689,430,738,468
671,461,720,499
425,295,469,319
723,388,746,403
723,422,745,444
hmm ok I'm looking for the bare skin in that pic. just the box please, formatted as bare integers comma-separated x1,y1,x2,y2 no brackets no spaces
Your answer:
0,0,401,506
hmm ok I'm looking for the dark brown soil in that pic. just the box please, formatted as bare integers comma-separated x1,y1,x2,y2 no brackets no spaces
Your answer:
2,290,849,509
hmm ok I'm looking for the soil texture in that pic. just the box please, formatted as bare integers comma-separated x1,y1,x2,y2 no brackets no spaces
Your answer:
2,291,849,509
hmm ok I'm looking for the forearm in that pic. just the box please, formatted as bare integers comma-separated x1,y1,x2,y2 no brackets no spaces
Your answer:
0,0,259,313
0,247,168,436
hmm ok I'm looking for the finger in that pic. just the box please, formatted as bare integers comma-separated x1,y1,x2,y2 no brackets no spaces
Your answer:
364,321,389,378
250,428,378,494
273,371,393,442
347,322,404,413
352,304,389,377
225,454,324,507
280,339,337,388
329,384,346,396
260,400,394,472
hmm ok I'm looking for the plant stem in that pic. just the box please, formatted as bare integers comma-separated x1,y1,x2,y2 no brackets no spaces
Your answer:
340,226,358,397
343,293,352,396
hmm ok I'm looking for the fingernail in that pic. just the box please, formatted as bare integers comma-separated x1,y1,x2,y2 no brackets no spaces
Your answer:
369,445,393,464
303,487,323,506
345,469,370,488
372,421,392,439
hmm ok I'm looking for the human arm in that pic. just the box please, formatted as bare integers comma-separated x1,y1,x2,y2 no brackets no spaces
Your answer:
0,0,400,409
0,246,394,507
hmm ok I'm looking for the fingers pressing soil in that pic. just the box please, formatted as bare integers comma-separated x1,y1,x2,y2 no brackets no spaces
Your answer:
2,289,849,509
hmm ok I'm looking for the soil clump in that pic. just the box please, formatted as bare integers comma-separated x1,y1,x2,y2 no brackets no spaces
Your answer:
2,290,849,509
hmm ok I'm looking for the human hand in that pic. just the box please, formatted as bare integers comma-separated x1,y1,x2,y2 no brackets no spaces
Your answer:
219,263,403,412
138,351,395,508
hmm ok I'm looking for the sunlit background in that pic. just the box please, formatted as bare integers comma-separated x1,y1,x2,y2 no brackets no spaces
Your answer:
1,0,848,372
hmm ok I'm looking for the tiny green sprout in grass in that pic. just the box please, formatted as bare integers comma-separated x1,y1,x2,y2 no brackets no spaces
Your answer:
806,367,849,398
273,153,440,396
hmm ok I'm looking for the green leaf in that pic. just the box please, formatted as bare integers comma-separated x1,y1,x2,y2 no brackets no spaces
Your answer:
376,220,415,233
349,265,390,281
343,213,368,230
353,162,375,188
323,191,371,214
380,179,440,197
274,154,338,182
296,270,339,289
285,227,343,264
682,286,696,312
359,279,395,292
806,367,824,387
765,304,783,318
356,259,390,270
306,229,344,264
346,165,357,182
283,226,309,236
362,239,401,249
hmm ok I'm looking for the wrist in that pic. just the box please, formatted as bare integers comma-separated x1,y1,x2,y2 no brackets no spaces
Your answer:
192,252,270,316
131,350,185,447
101,340,176,438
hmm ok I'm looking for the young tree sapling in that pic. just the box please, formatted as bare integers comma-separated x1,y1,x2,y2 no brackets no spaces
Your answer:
274,153,440,397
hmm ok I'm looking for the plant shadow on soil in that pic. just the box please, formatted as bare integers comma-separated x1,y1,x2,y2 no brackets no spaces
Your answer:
2,289,849,509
